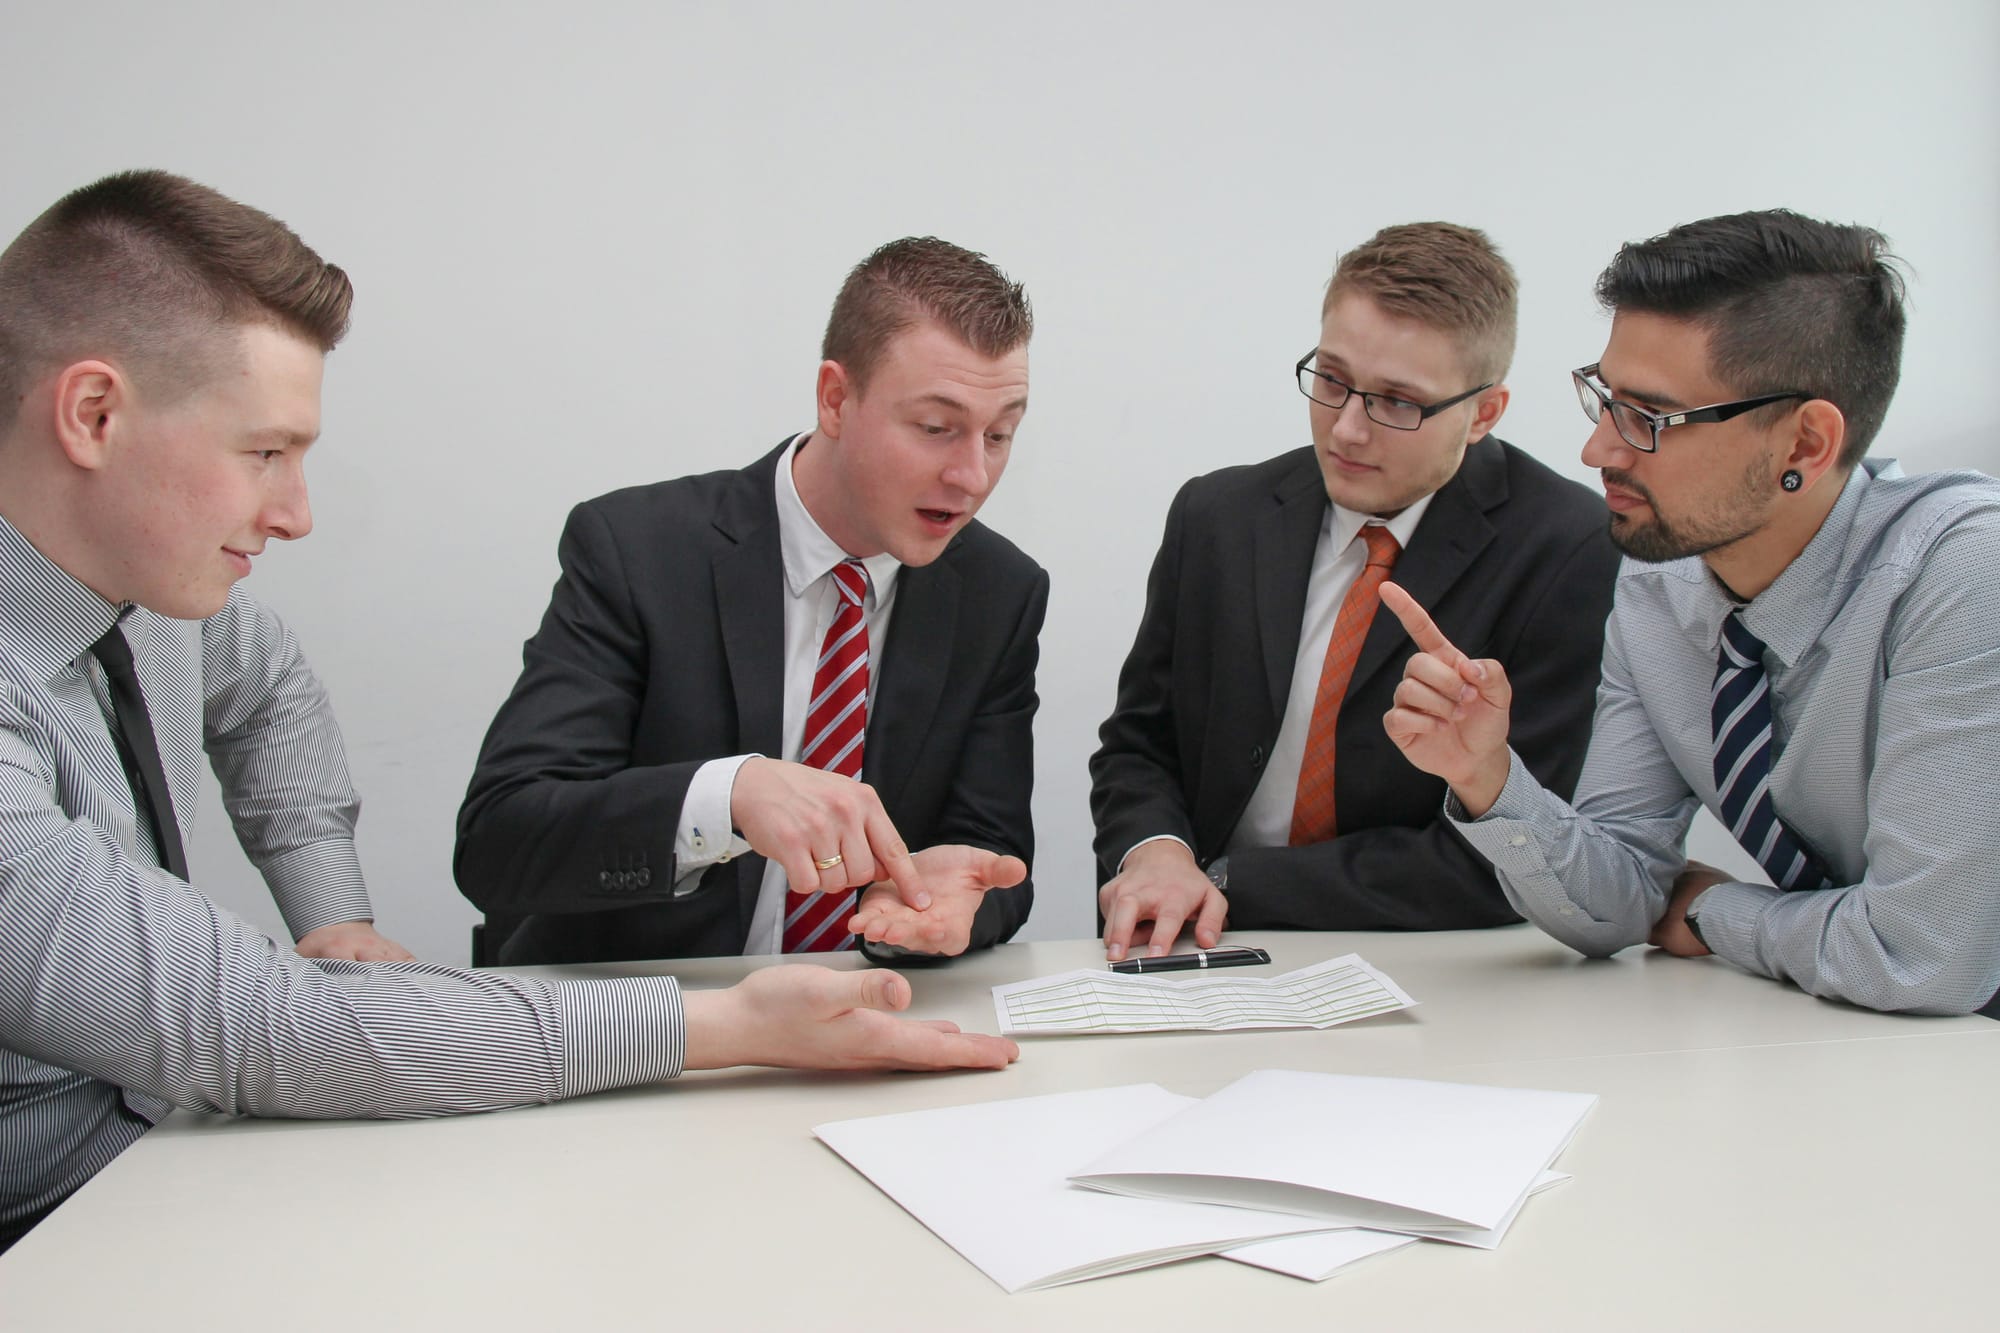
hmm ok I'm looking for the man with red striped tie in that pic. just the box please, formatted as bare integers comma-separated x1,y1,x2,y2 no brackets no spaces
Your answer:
457,238,1046,967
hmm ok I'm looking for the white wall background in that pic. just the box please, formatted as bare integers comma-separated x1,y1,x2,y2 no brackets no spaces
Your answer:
2,0,1994,962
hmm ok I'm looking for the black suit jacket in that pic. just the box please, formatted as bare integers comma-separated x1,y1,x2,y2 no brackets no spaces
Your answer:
1089,439,1617,931
456,441,1048,964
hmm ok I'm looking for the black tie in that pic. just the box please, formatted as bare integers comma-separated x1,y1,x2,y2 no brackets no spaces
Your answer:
89,623,189,880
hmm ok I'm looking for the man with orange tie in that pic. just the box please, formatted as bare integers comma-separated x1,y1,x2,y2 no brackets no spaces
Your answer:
1090,222,1619,960
456,238,1046,965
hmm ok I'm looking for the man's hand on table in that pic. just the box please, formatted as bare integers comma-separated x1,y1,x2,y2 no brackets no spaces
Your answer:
681,965,1020,1072
1649,860,1727,957
847,844,1026,956
1099,838,1227,962
296,920,416,962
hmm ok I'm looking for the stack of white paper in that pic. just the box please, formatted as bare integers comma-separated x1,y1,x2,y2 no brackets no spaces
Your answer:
813,1070,1596,1293
813,1084,1341,1292
1071,1070,1595,1233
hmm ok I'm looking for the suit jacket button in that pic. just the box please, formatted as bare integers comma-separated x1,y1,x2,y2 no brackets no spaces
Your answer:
1250,744,1265,769
598,870,612,886
635,868,652,888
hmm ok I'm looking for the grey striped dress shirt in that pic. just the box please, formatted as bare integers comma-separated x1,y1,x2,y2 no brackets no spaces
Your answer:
0,516,684,1244
1453,460,2000,1015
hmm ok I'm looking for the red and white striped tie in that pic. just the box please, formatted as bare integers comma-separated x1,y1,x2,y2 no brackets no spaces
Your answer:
783,558,870,952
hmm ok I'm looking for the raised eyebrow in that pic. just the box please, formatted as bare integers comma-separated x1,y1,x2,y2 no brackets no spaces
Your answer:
907,393,970,415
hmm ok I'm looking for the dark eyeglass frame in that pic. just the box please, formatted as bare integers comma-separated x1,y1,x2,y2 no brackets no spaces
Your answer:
1572,363,1809,454
1294,354,1493,431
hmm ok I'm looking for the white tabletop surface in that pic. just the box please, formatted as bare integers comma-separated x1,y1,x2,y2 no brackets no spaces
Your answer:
1,927,1991,1331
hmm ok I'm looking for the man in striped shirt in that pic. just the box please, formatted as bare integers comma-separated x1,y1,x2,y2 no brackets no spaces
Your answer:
0,171,1018,1250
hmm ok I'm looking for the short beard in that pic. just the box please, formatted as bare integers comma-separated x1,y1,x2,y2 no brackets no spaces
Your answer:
1603,455,1770,563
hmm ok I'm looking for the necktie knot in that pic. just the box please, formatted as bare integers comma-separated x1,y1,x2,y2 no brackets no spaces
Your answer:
831,559,868,607
1720,612,1764,670
1360,524,1400,570
90,622,138,681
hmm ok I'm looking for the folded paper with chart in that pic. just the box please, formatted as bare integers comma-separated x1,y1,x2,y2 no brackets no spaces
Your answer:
991,953,1415,1035
813,1070,1596,1294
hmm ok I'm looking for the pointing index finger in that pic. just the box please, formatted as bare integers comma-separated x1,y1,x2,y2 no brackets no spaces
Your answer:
1379,581,1465,666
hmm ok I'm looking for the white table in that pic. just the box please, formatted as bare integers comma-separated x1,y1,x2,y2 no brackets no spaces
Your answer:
1,928,1991,1331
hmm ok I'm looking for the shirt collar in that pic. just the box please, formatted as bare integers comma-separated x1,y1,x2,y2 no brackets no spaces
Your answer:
1739,461,1882,668
0,512,125,684
1660,460,1888,668
772,433,902,606
1326,491,1435,555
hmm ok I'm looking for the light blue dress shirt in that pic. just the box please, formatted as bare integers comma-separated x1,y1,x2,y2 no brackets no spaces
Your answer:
1453,460,2000,1015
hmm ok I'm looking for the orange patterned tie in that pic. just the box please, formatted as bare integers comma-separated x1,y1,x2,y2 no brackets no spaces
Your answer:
1289,525,1401,846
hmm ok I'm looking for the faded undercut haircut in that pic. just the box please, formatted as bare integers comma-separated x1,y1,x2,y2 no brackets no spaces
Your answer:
1325,222,1519,385
0,169,352,434
1595,209,1906,468
821,237,1032,393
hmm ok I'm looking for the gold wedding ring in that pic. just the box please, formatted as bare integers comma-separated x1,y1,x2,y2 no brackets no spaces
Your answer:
814,853,844,871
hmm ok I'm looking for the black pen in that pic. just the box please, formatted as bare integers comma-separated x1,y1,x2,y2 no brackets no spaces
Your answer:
1108,946,1272,975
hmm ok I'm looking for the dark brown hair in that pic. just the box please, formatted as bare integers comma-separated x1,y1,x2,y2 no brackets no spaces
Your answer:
821,237,1032,392
1325,221,1518,384
0,169,351,431
1595,209,1905,467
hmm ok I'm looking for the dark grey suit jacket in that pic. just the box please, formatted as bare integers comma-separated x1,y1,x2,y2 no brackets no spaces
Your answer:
456,441,1048,964
1089,438,1617,931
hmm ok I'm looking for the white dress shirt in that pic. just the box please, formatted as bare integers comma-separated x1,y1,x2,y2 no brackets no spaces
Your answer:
673,434,903,953
1123,492,1433,869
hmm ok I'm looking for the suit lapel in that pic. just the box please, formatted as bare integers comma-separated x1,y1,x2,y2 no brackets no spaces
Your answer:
711,447,790,940
870,553,958,815
1254,452,1332,723
1347,440,1504,698
712,446,790,761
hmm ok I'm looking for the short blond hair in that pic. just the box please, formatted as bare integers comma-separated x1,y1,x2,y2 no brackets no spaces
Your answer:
1324,221,1517,383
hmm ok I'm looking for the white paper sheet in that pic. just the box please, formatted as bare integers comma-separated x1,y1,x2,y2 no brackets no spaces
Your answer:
813,1085,1348,1293
991,954,1416,1035
1222,1169,1574,1280
1071,1069,1596,1232
1220,1228,1418,1281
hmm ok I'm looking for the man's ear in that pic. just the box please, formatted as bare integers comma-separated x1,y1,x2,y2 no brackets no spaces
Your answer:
1784,398,1847,491
51,360,125,470
1465,383,1510,445
815,360,853,441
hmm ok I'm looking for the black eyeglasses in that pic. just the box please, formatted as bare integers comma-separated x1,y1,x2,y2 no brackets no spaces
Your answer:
1295,355,1492,431
1572,363,1809,454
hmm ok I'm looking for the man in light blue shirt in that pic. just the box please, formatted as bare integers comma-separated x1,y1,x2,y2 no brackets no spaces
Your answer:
1378,209,2000,1016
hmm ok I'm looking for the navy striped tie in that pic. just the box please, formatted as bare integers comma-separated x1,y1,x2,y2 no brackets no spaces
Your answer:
1711,613,1831,892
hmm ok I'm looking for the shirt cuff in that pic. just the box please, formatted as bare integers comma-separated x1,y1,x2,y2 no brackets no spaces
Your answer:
262,838,376,940
676,756,757,893
550,974,685,1097
1118,833,1194,875
1444,750,1591,926
1685,879,1782,973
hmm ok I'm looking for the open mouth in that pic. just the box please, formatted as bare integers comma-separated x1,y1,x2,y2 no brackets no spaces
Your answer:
918,508,960,528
